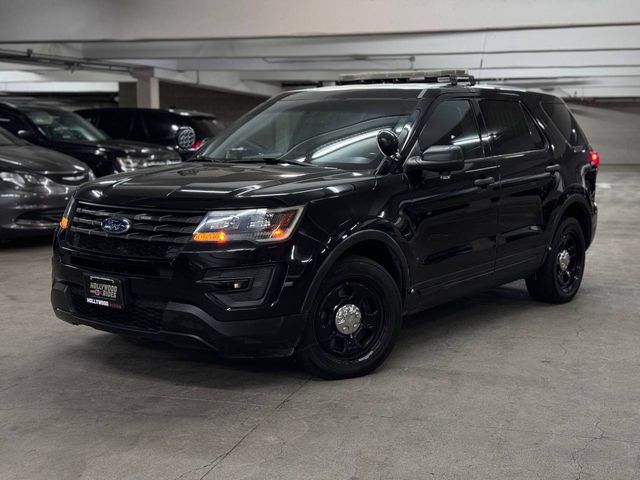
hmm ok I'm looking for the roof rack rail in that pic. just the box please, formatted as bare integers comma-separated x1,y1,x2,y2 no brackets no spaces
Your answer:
337,69,476,86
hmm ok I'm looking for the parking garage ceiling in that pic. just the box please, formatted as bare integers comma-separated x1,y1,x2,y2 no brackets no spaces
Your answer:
0,0,639,98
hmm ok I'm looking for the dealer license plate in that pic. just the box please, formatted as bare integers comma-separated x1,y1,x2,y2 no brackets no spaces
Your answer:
84,274,125,309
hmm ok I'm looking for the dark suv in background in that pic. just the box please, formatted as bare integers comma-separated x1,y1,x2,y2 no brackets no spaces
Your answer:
0,103,182,177
77,108,224,158
51,72,598,379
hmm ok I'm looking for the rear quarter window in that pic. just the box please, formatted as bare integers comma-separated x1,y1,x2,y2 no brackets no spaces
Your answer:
143,111,177,139
542,102,587,146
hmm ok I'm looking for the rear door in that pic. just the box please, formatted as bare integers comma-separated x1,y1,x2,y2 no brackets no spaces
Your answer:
479,98,556,277
404,98,499,299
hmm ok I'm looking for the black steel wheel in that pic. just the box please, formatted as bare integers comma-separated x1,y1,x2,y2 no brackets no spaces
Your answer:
314,280,385,360
296,255,402,379
526,217,586,303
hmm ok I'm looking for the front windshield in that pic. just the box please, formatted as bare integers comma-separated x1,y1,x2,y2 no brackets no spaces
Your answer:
0,126,23,146
25,109,109,142
200,97,417,170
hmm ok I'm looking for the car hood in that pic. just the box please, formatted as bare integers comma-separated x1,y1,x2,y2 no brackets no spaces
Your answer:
97,139,177,157
77,161,375,208
51,138,179,158
0,144,89,174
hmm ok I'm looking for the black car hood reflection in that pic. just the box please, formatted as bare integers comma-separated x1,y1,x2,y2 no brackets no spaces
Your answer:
0,144,88,173
78,162,374,208
52,138,176,157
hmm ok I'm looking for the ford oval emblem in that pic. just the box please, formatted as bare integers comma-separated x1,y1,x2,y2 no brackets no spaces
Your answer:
101,217,131,234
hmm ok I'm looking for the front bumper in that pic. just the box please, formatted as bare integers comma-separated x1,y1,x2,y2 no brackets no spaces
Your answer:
51,236,319,358
52,281,304,357
0,189,73,239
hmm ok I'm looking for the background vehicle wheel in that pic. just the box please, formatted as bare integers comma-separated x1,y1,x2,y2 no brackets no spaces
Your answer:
526,217,586,304
296,255,402,379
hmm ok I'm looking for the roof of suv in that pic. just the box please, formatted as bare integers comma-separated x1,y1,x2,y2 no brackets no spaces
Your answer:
286,83,560,102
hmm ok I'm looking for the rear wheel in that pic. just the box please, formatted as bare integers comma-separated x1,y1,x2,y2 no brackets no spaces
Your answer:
526,217,586,303
296,255,402,379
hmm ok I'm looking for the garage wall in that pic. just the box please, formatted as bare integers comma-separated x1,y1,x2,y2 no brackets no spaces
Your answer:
118,82,266,125
569,102,640,165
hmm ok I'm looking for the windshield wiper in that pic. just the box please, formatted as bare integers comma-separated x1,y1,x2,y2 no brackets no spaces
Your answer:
221,157,311,166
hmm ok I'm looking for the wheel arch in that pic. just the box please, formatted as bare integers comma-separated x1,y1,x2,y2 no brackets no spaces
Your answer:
556,195,593,247
301,230,410,314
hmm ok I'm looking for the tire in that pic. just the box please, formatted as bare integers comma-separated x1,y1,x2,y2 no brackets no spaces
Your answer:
295,255,402,379
526,217,586,304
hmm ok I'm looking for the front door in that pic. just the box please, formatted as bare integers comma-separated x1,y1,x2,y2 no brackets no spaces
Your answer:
401,98,499,302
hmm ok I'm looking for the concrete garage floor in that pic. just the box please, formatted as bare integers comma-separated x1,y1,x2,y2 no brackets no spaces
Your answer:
1,166,639,480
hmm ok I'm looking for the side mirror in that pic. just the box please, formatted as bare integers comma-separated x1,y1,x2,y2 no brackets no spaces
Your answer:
377,129,399,159
17,129,41,143
404,145,464,173
175,126,196,150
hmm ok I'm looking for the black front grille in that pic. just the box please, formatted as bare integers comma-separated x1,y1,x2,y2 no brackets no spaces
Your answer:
73,234,178,258
63,254,164,278
66,201,204,259
70,288,165,332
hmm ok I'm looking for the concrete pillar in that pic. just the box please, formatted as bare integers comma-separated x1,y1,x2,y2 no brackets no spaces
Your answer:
136,76,160,108
117,82,137,107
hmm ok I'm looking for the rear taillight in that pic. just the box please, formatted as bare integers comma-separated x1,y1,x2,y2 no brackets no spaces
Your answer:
590,151,600,168
190,139,205,151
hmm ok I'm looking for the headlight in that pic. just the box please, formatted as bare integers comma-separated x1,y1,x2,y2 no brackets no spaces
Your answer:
0,171,50,189
116,156,147,172
192,206,304,244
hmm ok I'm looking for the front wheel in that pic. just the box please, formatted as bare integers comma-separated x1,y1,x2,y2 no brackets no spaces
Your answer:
295,255,402,379
526,217,586,303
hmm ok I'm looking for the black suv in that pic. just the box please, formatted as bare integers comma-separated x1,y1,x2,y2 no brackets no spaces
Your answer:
77,108,223,157
51,73,598,379
0,103,182,177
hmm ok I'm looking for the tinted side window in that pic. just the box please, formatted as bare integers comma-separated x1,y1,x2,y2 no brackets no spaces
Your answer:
0,111,30,135
419,100,482,159
480,100,540,155
143,111,176,140
542,102,586,146
523,108,545,150
97,110,133,139
80,111,100,125
130,113,148,141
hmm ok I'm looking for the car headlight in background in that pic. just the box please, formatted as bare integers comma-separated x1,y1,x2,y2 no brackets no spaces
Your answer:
192,206,304,244
115,156,148,172
0,171,50,189
0,171,69,195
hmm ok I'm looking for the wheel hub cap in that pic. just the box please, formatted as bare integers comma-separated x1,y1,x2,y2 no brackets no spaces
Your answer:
558,249,571,272
334,304,362,335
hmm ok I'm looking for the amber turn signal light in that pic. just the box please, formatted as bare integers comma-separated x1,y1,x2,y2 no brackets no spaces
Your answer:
59,216,69,230
192,231,227,243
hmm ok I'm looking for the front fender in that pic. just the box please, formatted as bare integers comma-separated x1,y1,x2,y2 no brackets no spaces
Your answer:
300,228,410,314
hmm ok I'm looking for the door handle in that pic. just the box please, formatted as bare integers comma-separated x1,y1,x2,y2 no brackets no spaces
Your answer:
546,164,560,172
474,177,495,188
